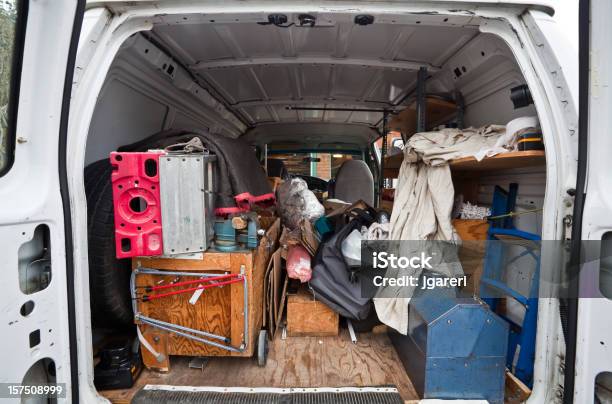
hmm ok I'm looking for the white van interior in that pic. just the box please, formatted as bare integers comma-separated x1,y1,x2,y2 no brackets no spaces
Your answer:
75,7,558,403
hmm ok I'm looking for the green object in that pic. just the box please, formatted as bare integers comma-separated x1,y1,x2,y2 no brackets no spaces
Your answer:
214,216,259,250
214,219,238,251
236,219,258,249
314,216,333,238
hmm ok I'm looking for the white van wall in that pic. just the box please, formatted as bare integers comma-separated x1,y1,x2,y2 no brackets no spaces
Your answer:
475,166,546,235
429,33,537,128
84,35,234,164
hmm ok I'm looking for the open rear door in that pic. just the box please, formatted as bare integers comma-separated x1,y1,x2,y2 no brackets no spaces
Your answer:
0,0,84,402
567,0,612,402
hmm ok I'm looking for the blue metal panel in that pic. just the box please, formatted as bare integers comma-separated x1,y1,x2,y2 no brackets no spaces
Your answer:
424,357,506,402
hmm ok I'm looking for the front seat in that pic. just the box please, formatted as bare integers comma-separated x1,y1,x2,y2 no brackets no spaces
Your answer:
333,160,374,206
266,158,289,179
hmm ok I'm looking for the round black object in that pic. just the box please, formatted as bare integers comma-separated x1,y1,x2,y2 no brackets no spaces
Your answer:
298,14,316,27
348,305,382,332
510,84,533,109
267,14,288,25
354,14,375,26
257,330,269,367
85,159,133,328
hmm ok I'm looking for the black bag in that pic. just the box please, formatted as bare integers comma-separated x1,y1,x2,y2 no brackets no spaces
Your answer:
309,207,377,320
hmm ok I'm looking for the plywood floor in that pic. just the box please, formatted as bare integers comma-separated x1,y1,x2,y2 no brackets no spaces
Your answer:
100,329,418,403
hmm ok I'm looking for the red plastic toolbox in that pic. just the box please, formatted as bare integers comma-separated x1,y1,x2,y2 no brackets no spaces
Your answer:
110,151,165,258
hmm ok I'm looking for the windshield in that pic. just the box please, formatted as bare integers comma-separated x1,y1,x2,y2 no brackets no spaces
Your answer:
269,152,356,180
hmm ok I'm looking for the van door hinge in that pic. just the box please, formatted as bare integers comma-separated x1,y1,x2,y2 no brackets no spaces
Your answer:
563,214,573,240
562,188,576,240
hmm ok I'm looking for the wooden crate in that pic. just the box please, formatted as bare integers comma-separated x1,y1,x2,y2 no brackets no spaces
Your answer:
133,219,280,370
287,288,339,337
453,219,489,294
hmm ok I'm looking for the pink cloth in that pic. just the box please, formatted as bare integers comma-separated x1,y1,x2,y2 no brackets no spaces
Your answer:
286,245,312,283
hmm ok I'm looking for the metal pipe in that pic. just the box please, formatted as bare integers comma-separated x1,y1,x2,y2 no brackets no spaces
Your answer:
139,273,238,292
136,268,228,277
416,66,427,133
241,266,249,350
286,106,393,113
138,316,243,352
141,277,243,301
455,90,465,129
139,315,230,343
379,111,389,198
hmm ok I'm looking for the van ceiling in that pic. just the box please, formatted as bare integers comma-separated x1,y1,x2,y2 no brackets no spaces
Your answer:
86,11,532,161
149,13,481,132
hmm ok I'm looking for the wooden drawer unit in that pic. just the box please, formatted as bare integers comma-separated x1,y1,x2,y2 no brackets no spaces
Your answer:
133,219,280,370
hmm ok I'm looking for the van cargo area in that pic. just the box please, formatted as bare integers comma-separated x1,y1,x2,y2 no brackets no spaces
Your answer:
73,5,564,403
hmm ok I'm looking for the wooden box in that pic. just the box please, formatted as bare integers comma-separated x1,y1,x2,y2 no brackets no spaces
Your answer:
452,219,489,294
133,218,280,370
287,288,339,337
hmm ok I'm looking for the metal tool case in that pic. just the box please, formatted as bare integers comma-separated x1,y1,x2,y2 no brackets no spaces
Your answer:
390,285,508,403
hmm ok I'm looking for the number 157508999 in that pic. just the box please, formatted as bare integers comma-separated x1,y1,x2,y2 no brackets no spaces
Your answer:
1,383,66,398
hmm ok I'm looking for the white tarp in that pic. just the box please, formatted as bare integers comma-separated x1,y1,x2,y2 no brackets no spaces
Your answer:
374,124,523,334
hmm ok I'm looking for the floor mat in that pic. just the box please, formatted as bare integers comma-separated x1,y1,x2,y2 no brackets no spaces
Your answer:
132,385,404,403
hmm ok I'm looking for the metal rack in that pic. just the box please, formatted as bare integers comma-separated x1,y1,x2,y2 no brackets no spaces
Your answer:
286,68,466,203
131,267,249,353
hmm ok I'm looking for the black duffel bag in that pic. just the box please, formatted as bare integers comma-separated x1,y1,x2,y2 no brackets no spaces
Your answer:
309,208,377,320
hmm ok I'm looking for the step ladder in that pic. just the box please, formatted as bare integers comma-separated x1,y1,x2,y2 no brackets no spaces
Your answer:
479,183,540,388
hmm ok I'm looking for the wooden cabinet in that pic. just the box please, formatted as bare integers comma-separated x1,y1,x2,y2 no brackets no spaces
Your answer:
133,219,280,370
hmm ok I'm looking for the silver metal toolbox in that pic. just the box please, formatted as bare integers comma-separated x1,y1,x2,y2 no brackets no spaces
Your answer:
159,152,216,255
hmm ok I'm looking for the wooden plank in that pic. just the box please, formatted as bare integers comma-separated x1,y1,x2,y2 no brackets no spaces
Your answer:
135,252,231,272
230,253,251,354
272,276,289,339
140,329,170,372
382,153,403,178
384,150,546,178
264,249,283,334
298,219,319,256
449,150,546,171
453,219,489,240
505,370,532,403
379,198,394,212
452,171,481,204
287,288,339,337
99,330,419,403
388,97,457,136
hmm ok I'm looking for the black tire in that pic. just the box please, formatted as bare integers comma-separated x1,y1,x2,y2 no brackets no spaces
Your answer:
257,330,269,367
85,159,133,328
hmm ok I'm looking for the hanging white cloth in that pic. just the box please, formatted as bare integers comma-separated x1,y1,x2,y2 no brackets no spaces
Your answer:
374,125,517,334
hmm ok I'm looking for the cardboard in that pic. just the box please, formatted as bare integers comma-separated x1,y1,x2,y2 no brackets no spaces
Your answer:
263,248,287,338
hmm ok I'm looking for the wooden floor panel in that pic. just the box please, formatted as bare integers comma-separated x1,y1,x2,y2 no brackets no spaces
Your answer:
100,329,418,403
